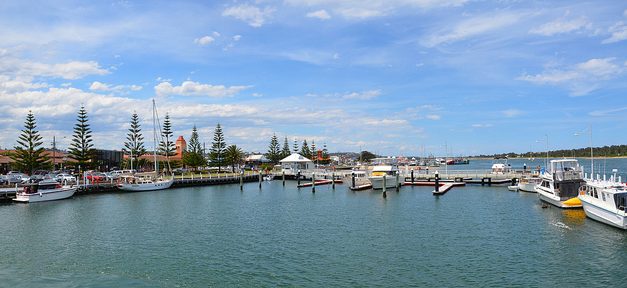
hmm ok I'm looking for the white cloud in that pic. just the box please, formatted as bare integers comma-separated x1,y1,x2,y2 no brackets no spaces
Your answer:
602,21,627,44
342,90,381,100
0,56,109,80
589,106,627,117
194,35,215,46
472,123,493,128
529,17,591,36
306,9,331,20
518,58,624,96
364,118,408,126
233,35,242,41
154,81,250,97
89,81,143,93
0,77,47,93
425,114,440,120
222,4,275,27
422,12,523,47
89,81,111,91
286,0,467,19
502,109,523,118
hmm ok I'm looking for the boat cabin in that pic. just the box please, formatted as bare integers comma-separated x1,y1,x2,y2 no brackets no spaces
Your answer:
23,181,61,194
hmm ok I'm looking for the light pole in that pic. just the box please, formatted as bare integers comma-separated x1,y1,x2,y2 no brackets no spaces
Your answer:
535,134,549,169
574,125,593,178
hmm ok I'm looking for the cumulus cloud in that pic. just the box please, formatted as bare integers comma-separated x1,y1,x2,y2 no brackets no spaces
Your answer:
530,17,591,36
518,58,624,96
306,10,331,20
502,109,523,118
342,90,381,100
154,81,250,97
89,81,143,93
222,4,275,27
472,123,493,128
364,118,408,126
194,35,215,46
422,12,523,47
286,0,467,19
0,56,109,80
233,35,242,41
602,21,627,44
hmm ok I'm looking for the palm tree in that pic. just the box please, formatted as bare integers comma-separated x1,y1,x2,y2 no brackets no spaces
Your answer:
224,145,244,173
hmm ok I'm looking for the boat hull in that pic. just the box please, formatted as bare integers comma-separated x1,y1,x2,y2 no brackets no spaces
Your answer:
518,182,537,193
118,179,174,192
580,198,627,229
536,189,582,208
369,176,398,190
13,187,76,203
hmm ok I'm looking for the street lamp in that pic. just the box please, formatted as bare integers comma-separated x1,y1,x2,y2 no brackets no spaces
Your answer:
535,134,549,169
574,125,593,178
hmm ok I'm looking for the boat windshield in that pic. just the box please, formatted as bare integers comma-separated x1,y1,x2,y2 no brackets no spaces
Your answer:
614,192,627,211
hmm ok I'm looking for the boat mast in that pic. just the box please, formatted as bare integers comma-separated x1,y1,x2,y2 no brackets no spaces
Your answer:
153,99,158,174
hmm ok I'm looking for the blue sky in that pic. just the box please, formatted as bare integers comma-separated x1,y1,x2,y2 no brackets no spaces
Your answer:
0,0,626,156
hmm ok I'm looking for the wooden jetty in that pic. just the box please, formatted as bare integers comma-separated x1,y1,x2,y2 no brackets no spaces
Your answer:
297,179,343,188
403,181,466,195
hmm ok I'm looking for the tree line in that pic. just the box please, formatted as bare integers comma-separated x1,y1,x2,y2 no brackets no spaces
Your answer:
8,108,246,175
476,145,627,159
264,135,330,165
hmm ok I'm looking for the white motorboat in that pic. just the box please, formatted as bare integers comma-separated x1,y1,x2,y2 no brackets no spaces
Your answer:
13,180,76,203
368,165,399,190
578,174,627,229
535,159,585,208
346,170,371,189
118,99,174,192
517,176,542,193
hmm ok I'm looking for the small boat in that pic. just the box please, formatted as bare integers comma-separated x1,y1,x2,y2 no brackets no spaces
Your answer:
263,175,273,181
578,174,627,229
368,165,399,190
13,180,76,203
517,176,541,193
535,159,585,208
507,185,519,192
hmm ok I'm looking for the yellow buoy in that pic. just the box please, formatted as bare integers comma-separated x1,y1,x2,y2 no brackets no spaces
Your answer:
563,197,582,206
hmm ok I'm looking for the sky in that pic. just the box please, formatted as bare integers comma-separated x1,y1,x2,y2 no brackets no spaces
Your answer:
0,0,626,156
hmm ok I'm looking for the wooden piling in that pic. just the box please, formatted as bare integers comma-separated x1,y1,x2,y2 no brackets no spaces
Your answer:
332,172,335,189
312,172,315,193
282,171,285,186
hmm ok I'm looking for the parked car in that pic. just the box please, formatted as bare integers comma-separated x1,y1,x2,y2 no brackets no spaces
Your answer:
86,172,107,183
31,170,49,182
55,173,77,184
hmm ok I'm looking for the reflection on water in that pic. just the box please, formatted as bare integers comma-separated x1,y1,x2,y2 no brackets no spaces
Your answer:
562,209,587,226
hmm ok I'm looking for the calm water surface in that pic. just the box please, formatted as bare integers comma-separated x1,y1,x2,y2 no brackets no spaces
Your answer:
1,160,627,287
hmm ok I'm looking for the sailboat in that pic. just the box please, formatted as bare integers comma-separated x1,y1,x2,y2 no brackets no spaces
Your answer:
118,100,174,192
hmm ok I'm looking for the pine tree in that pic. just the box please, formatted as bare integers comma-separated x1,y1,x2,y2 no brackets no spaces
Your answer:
123,112,146,167
311,140,317,161
280,136,291,159
266,134,281,164
10,111,49,174
188,125,202,154
293,138,299,153
300,140,311,159
209,123,226,173
68,106,95,171
183,125,206,170
225,144,244,173
159,113,175,157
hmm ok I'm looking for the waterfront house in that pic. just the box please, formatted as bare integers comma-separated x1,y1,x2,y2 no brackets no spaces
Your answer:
279,153,314,173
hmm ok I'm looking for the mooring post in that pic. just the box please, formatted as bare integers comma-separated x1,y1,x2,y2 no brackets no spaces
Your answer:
332,172,335,189
240,170,243,191
258,170,262,189
411,169,414,184
488,177,492,186
351,172,356,189
435,171,440,193
282,171,285,186
312,172,316,193
383,174,387,198
396,172,400,192
297,170,301,187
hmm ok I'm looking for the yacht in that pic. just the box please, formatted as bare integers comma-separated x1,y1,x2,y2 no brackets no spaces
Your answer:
368,165,399,190
578,174,627,229
518,176,542,193
13,180,76,203
535,159,585,208
118,99,174,192
118,174,173,192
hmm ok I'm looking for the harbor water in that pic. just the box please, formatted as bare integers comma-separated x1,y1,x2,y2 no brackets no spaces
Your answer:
1,159,626,287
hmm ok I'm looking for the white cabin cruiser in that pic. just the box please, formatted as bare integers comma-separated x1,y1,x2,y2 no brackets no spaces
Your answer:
118,175,174,192
368,165,399,190
13,180,76,203
535,159,585,208
578,174,627,229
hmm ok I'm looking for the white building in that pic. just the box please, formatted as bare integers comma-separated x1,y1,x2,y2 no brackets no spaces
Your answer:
279,153,314,173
